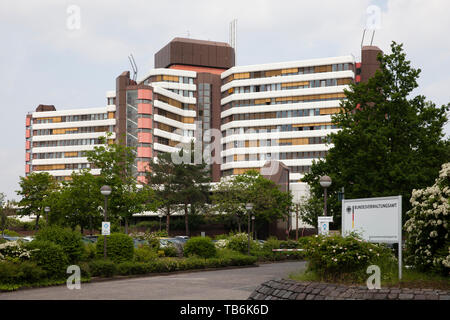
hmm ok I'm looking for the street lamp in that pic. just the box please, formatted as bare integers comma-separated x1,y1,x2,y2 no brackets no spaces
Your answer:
251,215,256,240
100,185,112,259
319,176,332,216
44,206,50,225
158,213,163,232
245,203,253,256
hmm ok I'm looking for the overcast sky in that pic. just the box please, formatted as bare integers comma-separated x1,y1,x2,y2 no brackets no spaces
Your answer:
0,0,449,201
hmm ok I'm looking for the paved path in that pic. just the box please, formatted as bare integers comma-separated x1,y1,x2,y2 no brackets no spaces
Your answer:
0,261,306,300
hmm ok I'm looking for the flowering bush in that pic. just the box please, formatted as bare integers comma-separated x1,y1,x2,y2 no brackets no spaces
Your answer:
404,162,450,274
303,234,396,282
226,233,260,254
0,240,36,263
214,239,229,249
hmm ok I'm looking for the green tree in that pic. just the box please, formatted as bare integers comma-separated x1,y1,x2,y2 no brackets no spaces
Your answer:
302,41,450,226
145,151,181,235
174,146,211,236
16,172,59,230
47,171,103,234
86,135,154,234
212,171,292,233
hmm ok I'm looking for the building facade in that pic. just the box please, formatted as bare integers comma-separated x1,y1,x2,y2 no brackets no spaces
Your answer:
25,37,381,192
25,104,116,180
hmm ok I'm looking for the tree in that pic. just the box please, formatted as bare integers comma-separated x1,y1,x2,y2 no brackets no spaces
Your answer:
47,171,103,234
212,171,292,233
145,151,181,235
16,172,59,230
174,146,211,236
86,135,154,234
302,41,450,226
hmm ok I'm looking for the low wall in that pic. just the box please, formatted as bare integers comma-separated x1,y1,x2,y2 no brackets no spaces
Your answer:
248,278,450,300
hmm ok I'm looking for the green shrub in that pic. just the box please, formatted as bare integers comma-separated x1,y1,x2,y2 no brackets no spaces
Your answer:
303,234,397,282
82,243,97,261
184,236,216,258
25,240,69,278
0,261,47,285
134,246,158,262
2,229,20,237
404,162,450,274
227,233,259,254
0,240,35,263
117,261,149,275
163,243,179,257
35,226,84,263
135,221,160,230
96,233,134,263
88,259,117,277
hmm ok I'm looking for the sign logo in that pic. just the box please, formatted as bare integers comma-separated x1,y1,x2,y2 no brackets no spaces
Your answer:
102,222,110,235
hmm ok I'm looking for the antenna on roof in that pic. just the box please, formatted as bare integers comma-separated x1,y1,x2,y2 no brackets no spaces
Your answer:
128,54,138,81
229,19,237,65
361,28,375,48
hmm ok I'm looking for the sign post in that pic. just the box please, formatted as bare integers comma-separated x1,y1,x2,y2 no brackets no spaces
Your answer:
318,216,333,236
342,196,402,279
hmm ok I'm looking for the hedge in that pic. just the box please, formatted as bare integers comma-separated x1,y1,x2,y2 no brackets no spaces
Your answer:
35,226,84,263
96,233,134,263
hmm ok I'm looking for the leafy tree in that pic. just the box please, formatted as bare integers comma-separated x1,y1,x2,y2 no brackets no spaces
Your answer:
173,146,211,236
47,171,103,234
212,170,292,233
16,172,59,230
302,41,450,226
145,151,181,235
86,135,155,234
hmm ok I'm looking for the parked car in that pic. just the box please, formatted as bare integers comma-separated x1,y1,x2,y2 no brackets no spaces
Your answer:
82,236,98,244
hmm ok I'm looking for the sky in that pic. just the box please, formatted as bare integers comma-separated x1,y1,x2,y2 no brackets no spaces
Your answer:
0,0,449,201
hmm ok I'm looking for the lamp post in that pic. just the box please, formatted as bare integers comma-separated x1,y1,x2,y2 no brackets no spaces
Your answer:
158,213,163,232
100,185,112,259
245,203,253,256
251,215,255,240
319,176,332,216
44,206,50,225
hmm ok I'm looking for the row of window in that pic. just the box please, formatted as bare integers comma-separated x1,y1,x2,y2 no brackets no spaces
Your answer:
33,127,112,136
144,75,195,85
228,136,327,148
33,113,110,124
224,151,326,163
32,138,103,148
223,93,346,111
223,63,352,84
33,163,91,171
33,151,87,159
223,78,352,98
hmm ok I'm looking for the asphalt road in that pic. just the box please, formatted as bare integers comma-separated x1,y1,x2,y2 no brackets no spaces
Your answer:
0,261,306,300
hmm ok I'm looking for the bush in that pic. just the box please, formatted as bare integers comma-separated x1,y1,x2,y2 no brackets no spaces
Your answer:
184,236,216,258
82,243,97,261
0,260,47,285
404,162,450,274
96,233,134,263
227,233,259,254
35,226,84,263
117,261,149,275
0,240,35,263
163,243,179,257
88,259,117,277
303,234,396,282
134,246,158,262
25,240,69,279
2,229,20,237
